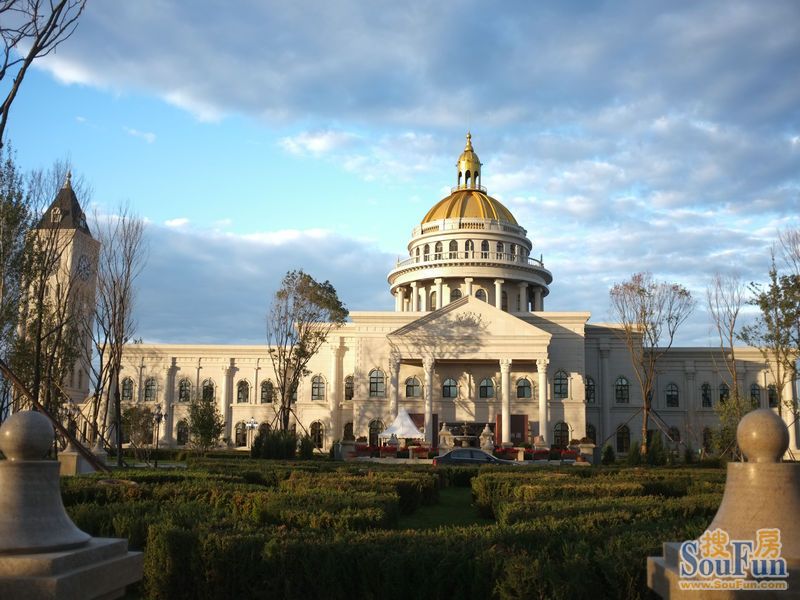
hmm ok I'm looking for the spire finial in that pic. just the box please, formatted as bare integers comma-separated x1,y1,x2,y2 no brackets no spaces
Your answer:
465,131,473,151
63,170,72,190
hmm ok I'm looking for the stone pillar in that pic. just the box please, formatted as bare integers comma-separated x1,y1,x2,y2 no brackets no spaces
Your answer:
517,282,527,313
784,378,798,451
389,357,400,418
329,341,343,444
600,345,610,444
394,289,403,312
423,357,434,446
221,364,233,442
465,277,473,296
0,411,143,598
420,283,428,311
494,279,504,310
410,282,419,311
534,287,543,312
500,358,512,445
434,278,443,310
161,360,177,446
685,361,696,439
538,356,549,444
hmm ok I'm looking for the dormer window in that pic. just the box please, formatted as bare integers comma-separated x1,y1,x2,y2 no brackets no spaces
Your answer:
51,208,62,223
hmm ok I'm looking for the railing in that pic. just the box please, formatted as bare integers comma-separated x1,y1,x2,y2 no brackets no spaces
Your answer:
393,251,546,270
412,218,527,238
451,184,488,193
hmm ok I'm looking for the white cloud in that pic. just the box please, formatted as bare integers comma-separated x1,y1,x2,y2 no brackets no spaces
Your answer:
123,126,156,144
279,130,357,156
164,217,189,228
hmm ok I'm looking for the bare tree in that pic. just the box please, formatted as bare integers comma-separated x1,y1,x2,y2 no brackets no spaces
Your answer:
0,0,86,149
89,205,146,466
706,272,749,459
609,272,695,456
266,270,347,431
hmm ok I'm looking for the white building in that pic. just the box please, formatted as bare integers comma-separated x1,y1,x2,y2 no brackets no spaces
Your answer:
111,135,798,455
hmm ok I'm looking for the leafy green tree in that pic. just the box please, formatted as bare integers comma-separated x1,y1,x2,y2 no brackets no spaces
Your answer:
266,270,348,431
187,394,224,452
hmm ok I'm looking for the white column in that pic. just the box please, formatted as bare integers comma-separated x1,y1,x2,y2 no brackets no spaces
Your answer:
534,288,543,312
600,346,610,444
494,279,504,310
783,379,798,452
517,282,527,313
500,358,512,445
465,277,473,297
221,364,233,441
685,362,696,440
423,357,434,445
434,278,443,310
537,356,548,443
410,282,419,311
161,360,177,446
329,342,343,442
421,283,428,311
394,289,403,312
389,357,400,418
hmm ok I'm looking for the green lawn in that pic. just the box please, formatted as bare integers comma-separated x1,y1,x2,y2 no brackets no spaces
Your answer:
398,485,494,529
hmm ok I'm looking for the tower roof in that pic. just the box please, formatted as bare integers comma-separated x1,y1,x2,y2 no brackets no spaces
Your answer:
37,172,91,236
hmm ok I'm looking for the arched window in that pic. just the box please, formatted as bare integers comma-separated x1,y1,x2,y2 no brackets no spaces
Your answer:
702,427,713,452
202,379,215,401
480,240,489,258
144,378,157,402
121,377,134,401
344,375,354,400
510,244,517,258
475,289,487,302
178,379,192,402
434,241,443,260
719,382,729,404
665,383,679,407
291,382,298,403
479,378,494,398
667,427,681,444
516,378,532,399
465,170,471,187
586,423,596,444
585,377,595,404
701,383,712,408
415,247,420,262
237,381,249,403
369,369,385,397
176,419,189,445
501,291,508,311
311,375,325,401
496,241,504,257
750,383,761,408
368,420,384,447
448,240,458,259
423,244,430,261
615,377,630,404
450,288,462,302
429,291,437,310
261,380,273,403
768,384,778,408
343,422,354,441
310,421,324,449
553,422,570,449
405,377,421,398
442,377,457,398
616,425,630,453
234,421,247,447
465,240,474,256
554,370,569,399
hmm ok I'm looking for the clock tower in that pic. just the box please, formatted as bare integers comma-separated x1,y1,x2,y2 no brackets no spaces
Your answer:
34,172,100,403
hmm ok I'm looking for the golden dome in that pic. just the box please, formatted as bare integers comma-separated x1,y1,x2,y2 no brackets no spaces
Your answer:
421,189,518,225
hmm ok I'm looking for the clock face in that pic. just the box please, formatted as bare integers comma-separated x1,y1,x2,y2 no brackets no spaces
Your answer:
76,254,92,281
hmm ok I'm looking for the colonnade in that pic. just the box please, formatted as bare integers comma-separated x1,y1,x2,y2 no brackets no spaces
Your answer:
394,278,545,312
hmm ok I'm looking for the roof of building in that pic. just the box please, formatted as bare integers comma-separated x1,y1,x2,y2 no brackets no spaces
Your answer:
421,188,518,225
37,172,92,236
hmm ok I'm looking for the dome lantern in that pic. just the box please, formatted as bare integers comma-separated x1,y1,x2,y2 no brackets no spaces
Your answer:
456,132,482,189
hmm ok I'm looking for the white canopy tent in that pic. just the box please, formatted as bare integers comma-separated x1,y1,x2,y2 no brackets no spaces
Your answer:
378,407,424,440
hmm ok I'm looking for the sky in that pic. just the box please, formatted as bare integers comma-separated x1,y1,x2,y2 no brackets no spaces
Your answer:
3,1,799,345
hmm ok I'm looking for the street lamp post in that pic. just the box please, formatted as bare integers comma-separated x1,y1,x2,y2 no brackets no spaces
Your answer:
246,417,258,448
153,404,164,469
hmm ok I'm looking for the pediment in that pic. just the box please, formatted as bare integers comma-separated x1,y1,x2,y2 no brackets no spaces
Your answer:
387,296,551,358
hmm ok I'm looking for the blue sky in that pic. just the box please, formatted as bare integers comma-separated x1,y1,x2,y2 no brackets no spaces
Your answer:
4,1,799,345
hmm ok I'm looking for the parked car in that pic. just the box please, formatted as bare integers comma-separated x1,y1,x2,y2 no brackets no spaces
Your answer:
432,448,518,466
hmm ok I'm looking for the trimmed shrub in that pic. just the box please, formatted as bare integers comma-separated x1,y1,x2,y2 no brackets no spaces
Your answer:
601,445,616,465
